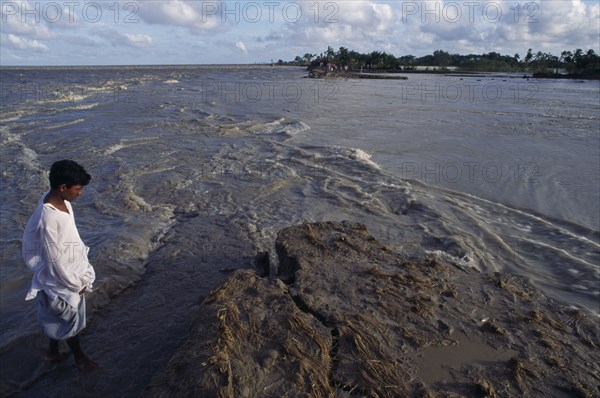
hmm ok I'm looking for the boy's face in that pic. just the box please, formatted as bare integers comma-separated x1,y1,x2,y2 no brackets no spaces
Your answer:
60,184,84,202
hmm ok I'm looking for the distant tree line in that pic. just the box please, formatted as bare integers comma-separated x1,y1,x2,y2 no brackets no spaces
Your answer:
280,46,600,77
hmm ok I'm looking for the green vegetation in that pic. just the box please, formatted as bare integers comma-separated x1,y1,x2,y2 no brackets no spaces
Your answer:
283,46,600,78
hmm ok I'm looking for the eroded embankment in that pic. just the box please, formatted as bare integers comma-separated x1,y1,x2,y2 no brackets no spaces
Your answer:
148,221,600,397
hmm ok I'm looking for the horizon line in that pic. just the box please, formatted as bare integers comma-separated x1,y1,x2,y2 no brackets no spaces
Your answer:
0,62,285,69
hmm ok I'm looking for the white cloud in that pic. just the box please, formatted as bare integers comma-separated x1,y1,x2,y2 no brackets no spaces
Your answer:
525,0,599,47
1,11,58,39
136,0,222,31
236,41,248,54
92,28,153,48
6,34,49,51
392,0,600,55
124,33,153,48
62,35,100,47
256,1,402,55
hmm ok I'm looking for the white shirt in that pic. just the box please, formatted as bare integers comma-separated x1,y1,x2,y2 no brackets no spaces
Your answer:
22,194,95,308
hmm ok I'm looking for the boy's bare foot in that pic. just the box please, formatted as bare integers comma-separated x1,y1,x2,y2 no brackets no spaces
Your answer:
75,355,100,373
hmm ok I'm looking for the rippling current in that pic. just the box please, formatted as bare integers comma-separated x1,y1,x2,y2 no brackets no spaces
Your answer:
0,65,598,395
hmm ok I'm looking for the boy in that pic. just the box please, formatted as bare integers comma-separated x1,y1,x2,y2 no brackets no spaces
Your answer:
22,159,99,372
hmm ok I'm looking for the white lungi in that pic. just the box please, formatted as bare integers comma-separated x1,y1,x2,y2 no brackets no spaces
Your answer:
37,290,86,340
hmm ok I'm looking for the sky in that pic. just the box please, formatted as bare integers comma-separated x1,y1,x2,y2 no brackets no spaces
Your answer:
1,0,599,66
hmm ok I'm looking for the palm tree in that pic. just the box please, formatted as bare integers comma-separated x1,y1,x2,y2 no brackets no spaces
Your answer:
559,51,572,73
382,52,399,69
326,46,335,61
532,51,548,73
368,51,383,69
399,55,415,67
337,47,350,66
348,50,361,69
524,48,533,67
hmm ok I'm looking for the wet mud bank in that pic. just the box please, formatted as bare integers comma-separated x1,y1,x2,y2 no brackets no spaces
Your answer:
148,221,599,397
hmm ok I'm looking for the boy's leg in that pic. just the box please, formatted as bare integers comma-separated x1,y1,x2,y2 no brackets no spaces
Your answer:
45,338,64,362
48,338,59,356
66,335,99,372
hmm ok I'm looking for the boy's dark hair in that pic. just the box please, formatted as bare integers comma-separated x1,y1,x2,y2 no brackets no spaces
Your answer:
49,160,91,189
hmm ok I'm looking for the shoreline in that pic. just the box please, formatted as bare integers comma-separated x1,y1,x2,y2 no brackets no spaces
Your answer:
305,65,600,80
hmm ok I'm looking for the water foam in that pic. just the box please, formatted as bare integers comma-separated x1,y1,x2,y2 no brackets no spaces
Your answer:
329,146,381,170
44,118,86,130
103,137,160,156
